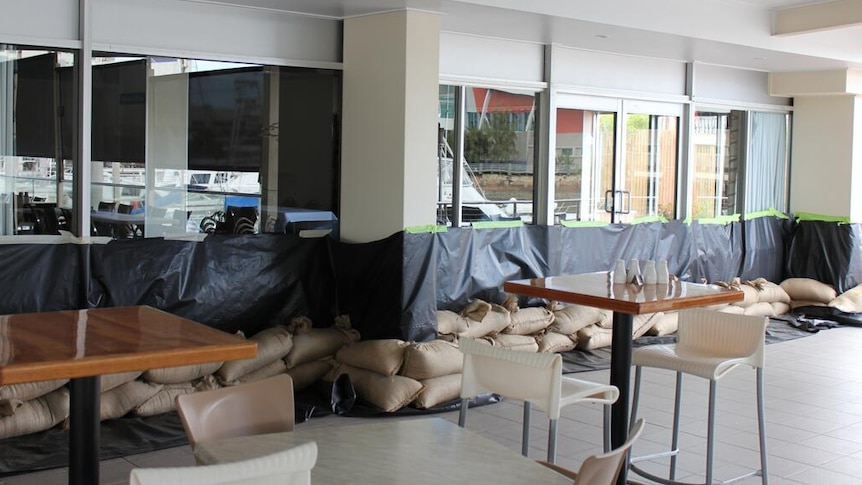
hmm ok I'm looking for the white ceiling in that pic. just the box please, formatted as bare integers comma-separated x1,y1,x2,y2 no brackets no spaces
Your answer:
188,0,862,72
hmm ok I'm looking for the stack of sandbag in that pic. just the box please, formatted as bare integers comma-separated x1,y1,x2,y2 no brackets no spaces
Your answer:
399,340,463,409
742,278,791,316
482,302,556,352
328,339,423,413
0,379,69,439
133,364,222,417
285,317,360,392
543,304,609,352
576,312,663,350
436,300,512,341
100,371,163,421
780,277,838,309
216,325,295,386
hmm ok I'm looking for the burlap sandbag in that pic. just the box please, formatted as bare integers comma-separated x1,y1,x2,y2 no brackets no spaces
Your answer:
100,380,163,421
771,302,790,316
437,310,470,335
101,371,144,393
790,299,827,310
285,327,360,369
0,387,69,439
460,299,493,322
646,312,679,336
286,359,335,391
549,305,605,335
536,331,577,353
504,307,555,335
237,359,288,384
413,374,462,409
0,379,68,401
336,339,410,376
331,364,424,413
731,284,759,308
743,302,775,317
829,284,862,312
485,333,539,352
0,398,23,417
717,305,745,314
133,377,220,417
577,313,658,350
780,278,837,303
400,340,463,380
217,325,294,381
594,309,614,329
456,304,511,338
754,281,791,304
143,361,222,384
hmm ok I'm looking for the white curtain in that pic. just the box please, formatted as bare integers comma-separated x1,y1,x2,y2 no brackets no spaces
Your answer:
745,111,788,213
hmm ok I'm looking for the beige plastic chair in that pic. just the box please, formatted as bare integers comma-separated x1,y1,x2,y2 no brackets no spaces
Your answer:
129,441,317,485
458,337,619,463
539,418,645,485
176,374,295,451
629,308,769,485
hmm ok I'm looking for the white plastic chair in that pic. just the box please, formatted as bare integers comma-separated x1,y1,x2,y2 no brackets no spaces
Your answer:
539,418,645,485
128,441,317,485
629,308,769,485
176,374,295,451
458,337,619,463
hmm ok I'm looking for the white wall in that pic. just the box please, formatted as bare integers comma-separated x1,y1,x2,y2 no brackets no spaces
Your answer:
0,0,79,47
341,10,440,242
694,63,791,107
790,95,855,218
553,46,686,97
91,0,342,67
439,32,543,84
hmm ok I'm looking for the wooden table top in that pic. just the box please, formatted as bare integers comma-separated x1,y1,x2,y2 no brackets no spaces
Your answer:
195,418,571,484
504,271,743,315
0,305,256,385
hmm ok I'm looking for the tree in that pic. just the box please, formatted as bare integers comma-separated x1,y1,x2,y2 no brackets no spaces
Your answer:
464,113,517,163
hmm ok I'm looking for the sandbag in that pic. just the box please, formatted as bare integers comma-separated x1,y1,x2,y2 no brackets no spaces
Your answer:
484,333,539,352
237,359,288,384
101,371,143,393
829,285,862,313
132,383,192,417
412,374,462,409
743,302,775,317
750,280,790,304
0,387,69,439
0,379,68,402
285,327,360,369
780,278,838,303
436,310,471,335
0,399,23,417
285,360,335,391
646,312,679,336
504,307,555,335
143,362,222,384
336,339,409,376
330,364,424,413
100,380,163,421
549,305,605,335
218,325,294,381
771,302,790,316
451,304,511,338
731,284,759,308
577,313,658,350
460,299,492,322
536,331,577,353
400,340,463,380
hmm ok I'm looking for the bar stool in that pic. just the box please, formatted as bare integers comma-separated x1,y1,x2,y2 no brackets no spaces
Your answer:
458,337,619,464
629,309,769,485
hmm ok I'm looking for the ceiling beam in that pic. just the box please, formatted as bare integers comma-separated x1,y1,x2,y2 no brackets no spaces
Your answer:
774,0,862,36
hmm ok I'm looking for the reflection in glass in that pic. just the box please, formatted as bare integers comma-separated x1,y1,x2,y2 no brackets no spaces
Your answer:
462,87,537,223
0,47,76,236
620,113,677,223
555,109,615,223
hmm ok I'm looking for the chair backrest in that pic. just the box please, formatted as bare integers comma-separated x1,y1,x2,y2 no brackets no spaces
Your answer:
573,418,645,485
129,441,317,485
677,309,768,369
459,337,564,418
176,374,295,448
98,201,116,212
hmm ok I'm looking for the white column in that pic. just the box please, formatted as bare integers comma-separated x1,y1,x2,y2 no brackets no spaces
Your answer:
340,10,440,242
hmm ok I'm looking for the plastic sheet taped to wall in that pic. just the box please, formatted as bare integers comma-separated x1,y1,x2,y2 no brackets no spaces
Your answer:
0,243,85,315
401,220,773,331
785,220,862,293
91,234,338,334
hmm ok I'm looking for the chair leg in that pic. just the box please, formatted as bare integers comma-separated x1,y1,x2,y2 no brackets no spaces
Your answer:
756,368,769,485
458,398,469,427
603,404,611,453
522,401,532,457
669,372,683,480
548,418,558,464
706,380,717,485
630,366,642,430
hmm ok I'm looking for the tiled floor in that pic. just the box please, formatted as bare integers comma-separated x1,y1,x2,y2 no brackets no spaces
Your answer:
3,326,861,484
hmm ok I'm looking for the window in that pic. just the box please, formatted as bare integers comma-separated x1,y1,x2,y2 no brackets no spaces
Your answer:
0,46,77,236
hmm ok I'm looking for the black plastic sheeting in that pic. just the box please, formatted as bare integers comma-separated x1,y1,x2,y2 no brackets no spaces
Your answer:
0,243,86,315
785,220,862,293
402,219,786,329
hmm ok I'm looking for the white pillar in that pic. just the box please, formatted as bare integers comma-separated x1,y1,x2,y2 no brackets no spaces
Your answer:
340,10,440,242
